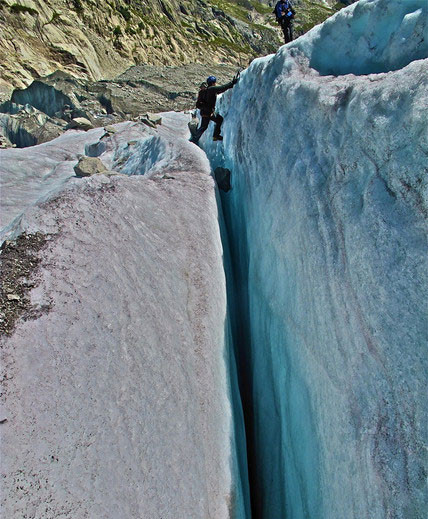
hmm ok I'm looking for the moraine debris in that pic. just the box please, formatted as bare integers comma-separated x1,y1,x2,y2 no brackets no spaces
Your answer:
0,232,50,337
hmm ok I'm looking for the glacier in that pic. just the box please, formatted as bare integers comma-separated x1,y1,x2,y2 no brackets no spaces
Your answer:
202,0,427,517
0,115,250,518
1,0,427,517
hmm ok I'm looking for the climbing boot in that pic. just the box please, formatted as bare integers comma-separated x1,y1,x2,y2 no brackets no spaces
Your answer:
213,135,223,141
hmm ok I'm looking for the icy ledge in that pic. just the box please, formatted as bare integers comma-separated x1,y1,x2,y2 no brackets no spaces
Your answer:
203,0,428,517
292,0,427,75
0,115,249,518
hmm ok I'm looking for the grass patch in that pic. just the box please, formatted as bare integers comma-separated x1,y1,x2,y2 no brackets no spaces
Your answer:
9,3,38,15
117,5,131,21
209,36,252,54
251,0,273,16
294,0,339,33
71,0,83,12
125,24,137,35
211,0,252,23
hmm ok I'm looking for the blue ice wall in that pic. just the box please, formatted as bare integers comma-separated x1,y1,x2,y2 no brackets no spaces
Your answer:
292,0,428,75
204,1,428,517
217,188,253,519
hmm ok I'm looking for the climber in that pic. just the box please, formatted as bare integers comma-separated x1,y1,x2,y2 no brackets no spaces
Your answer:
190,74,239,143
274,0,295,44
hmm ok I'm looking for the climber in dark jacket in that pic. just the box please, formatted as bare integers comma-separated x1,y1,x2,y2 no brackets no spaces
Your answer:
192,75,238,143
275,0,295,44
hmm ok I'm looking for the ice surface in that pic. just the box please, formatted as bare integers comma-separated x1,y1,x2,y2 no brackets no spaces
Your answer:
203,0,428,517
2,0,427,516
0,114,249,518
291,0,428,75
0,122,167,240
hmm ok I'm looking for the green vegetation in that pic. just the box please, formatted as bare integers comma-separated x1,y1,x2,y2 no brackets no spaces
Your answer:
71,0,83,13
125,24,137,35
117,5,131,21
113,25,122,36
210,0,274,22
251,0,273,16
9,3,38,15
295,0,339,34
136,10,170,30
209,36,252,54
211,0,339,37
211,0,253,23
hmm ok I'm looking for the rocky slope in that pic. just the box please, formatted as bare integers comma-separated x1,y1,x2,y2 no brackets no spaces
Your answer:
0,63,239,148
0,0,342,99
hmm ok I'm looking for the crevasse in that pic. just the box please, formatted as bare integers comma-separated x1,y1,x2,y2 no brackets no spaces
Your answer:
203,1,428,517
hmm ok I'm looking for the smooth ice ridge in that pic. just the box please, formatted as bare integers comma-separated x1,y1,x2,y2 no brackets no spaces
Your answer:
202,0,428,517
0,114,250,518
290,0,428,75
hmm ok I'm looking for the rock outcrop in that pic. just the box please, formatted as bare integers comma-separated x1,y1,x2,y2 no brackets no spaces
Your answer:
0,64,238,147
66,116,94,131
0,0,342,99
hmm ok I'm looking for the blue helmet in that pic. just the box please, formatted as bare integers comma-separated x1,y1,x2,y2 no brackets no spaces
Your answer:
207,76,217,85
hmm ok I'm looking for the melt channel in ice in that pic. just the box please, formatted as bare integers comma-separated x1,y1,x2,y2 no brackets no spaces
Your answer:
202,0,428,517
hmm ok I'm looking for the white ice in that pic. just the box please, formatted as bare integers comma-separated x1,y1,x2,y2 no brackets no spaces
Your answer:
0,114,249,518
0,122,169,240
203,0,428,517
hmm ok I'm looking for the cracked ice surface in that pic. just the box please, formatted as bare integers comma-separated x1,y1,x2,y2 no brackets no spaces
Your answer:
0,122,171,240
204,0,428,517
0,114,247,518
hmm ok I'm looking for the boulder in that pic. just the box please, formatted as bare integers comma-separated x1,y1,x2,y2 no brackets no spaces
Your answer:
74,156,108,177
104,125,116,134
140,113,162,128
67,117,94,131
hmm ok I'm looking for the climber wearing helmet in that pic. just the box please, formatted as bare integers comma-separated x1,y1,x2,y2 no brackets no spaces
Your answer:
191,74,239,143
274,0,295,44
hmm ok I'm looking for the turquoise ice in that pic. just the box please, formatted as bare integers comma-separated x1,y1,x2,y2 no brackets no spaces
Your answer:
204,0,428,517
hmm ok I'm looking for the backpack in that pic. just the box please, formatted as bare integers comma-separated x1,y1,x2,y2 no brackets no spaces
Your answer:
273,1,294,21
196,83,208,110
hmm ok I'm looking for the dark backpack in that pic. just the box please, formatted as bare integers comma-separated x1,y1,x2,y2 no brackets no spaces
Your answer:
196,83,208,110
